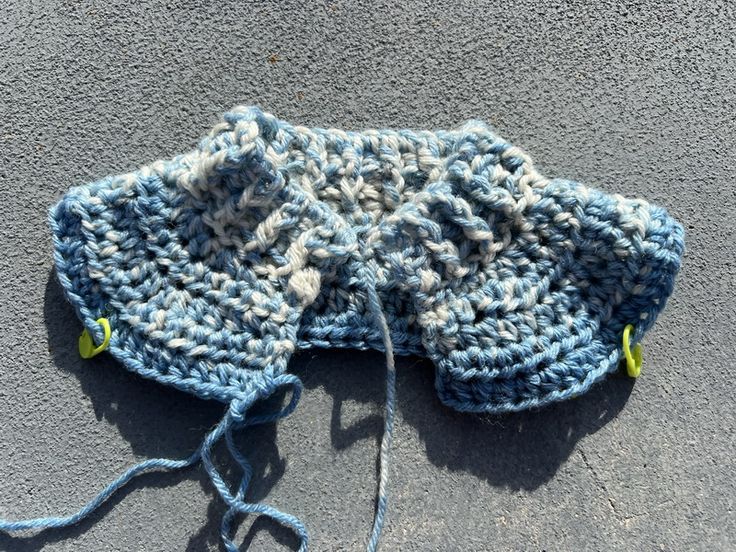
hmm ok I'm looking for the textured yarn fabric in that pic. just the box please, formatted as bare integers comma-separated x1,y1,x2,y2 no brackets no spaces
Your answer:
50,106,683,411
2,106,684,550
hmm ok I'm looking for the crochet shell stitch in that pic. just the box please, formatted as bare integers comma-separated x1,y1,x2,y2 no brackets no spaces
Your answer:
1,106,684,551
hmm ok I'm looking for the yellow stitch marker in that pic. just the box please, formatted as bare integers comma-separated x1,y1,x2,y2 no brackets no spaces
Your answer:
622,323,643,378
79,318,111,359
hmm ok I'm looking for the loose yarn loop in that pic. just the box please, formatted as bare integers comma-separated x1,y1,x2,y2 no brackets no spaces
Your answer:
0,374,308,551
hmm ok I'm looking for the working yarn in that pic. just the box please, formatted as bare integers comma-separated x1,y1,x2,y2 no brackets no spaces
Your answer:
0,107,684,550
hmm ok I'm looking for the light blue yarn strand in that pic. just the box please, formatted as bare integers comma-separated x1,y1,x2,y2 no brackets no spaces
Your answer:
0,374,309,551
0,454,199,532
218,381,309,552
361,261,397,552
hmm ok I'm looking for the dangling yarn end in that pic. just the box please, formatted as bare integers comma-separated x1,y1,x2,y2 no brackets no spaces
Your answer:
361,261,397,552
0,374,308,552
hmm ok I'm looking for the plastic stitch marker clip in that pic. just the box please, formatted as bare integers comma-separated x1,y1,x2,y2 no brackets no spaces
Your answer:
622,324,643,378
79,318,111,359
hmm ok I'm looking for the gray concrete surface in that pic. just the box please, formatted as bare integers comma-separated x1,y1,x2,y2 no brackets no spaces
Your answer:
0,1,734,550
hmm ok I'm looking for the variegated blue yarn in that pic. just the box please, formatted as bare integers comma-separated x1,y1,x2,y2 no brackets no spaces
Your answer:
0,106,683,550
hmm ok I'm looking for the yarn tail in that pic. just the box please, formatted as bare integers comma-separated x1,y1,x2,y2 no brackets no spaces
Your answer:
361,262,397,552
0,374,308,552
0,455,199,532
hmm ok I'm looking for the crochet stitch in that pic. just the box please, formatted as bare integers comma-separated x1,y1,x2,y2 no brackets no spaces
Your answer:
0,107,684,550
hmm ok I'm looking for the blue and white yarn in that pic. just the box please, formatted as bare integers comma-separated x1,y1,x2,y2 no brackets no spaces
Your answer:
0,106,684,550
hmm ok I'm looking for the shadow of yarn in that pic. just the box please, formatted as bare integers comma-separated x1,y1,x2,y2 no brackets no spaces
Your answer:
289,347,635,492
0,272,299,552
290,350,385,453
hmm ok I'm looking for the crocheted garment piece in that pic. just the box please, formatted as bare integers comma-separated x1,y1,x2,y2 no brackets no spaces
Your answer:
50,106,684,414
3,106,684,551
